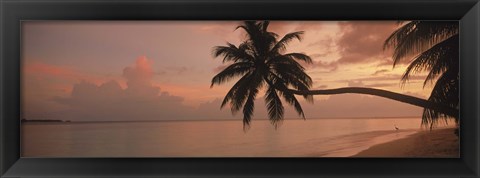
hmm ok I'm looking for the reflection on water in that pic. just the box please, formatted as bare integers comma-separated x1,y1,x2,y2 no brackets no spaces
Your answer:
21,117,454,157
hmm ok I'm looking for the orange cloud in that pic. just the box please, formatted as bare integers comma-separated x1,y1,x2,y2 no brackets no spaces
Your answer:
51,56,199,121
24,62,76,78
154,82,231,107
23,61,112,85
124,55,154,80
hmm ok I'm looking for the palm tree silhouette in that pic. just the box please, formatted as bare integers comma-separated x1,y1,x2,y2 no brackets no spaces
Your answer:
211,21,314,129
211,21,458,129
384,21,459,128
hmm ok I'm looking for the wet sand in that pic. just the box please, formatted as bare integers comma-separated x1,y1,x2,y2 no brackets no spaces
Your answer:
353,127,459,157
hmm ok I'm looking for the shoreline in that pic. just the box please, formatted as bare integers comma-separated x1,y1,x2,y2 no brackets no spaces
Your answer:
352,127,459,157
314,129,418,157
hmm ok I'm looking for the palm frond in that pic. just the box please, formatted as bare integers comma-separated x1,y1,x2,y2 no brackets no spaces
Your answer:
242,91,256,130
283,52,313,64
220,72,253,109
235,21,260,39
422,35,458,86
400,34,459,87
265,84,284,127
236,21,276,58
384,21,458,67
213,43,255,63
230,73,255,114
384,21,418,51
242,75,263,130
421,68,459,129
271,58,313,86
271,31,304,53
211,62,253,87
269,65,314,103
260,21,270,32
274,81,306,119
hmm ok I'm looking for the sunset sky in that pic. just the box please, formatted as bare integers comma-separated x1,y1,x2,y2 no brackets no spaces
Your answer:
22,21,433,121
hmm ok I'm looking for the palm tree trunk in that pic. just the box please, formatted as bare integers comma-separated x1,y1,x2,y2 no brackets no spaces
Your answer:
286,87,458,118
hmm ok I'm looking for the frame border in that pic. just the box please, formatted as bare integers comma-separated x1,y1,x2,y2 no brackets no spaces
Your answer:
1,0,479,177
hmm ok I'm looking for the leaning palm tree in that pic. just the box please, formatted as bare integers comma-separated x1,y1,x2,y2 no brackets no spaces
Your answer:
212,21,458,129
384,21,459,128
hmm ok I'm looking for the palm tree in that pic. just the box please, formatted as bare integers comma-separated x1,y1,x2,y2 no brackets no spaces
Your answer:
211,21,314,129
212,21,458,129
384,21,459,128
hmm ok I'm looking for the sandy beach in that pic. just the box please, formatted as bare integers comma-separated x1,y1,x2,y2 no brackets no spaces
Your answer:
353,127,459,157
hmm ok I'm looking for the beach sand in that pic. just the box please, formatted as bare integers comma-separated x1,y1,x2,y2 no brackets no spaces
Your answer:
353,127,459,157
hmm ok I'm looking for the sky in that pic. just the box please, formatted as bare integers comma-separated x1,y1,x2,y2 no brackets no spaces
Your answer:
21,21,435,121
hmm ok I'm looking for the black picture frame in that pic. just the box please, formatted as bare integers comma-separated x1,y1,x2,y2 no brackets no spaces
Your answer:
1,0,479,177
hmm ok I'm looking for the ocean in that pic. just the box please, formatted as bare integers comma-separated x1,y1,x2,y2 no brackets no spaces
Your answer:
21,117,451,157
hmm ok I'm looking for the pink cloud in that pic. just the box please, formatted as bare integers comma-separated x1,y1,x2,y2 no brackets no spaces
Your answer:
24,62,76,78
308,60,338,72
122,56,160,97
268,21,326,36
338,74,427,83
123,56,154,82
23,61,111,85
53,56,193,121
292,21,325,32
335,21,398,64
267,21,295,35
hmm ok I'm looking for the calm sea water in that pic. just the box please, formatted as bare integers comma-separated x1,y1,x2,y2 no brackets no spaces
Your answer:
21,117,451,157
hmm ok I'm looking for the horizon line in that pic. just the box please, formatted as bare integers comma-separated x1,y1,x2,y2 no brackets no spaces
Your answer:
21,116,424,124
